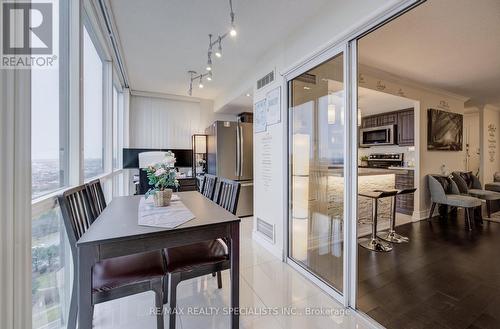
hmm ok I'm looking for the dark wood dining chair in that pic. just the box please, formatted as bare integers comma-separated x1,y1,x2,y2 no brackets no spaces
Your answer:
86,179,107,221
58,185,166,329
200,174,218,200
162,179,241,329
213,178,241,215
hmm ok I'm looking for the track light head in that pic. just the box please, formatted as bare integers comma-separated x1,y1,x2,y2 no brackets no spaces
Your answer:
207,72,213,81
206,53,212,71
215,38,222,57
229,1,236,37
230,25,237,37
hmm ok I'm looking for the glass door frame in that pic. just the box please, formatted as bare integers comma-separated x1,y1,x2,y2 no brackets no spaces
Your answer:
284,43,352,305
282,0,424,312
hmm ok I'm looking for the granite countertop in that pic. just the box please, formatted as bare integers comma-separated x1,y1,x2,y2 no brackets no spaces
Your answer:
388,166,415,170
358,167,405,176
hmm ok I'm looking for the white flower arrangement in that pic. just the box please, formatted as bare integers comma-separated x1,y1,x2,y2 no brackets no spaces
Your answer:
143,151,179,199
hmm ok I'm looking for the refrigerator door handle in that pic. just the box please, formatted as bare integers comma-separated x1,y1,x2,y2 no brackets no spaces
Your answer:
236,124,241,177
239,125,244,177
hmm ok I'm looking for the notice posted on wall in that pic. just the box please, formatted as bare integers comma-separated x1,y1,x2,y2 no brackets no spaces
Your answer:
266,87,281,126
254,99,267,133
260,133,273,191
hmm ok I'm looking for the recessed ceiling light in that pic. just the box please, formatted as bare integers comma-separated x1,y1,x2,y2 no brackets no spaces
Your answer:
303,86,311,90
246,93,251,97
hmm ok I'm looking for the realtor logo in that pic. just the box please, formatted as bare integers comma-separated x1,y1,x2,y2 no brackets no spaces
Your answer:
1,0,57,68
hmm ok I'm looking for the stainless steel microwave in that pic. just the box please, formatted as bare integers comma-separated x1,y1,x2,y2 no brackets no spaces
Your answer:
360,125,396,147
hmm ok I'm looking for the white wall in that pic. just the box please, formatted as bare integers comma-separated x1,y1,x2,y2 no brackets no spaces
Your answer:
252,83,286,259
464,110,480,176
129,94,236,149
481,104,500,184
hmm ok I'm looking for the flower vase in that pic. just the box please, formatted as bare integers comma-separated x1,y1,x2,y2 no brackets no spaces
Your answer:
153,189,173,207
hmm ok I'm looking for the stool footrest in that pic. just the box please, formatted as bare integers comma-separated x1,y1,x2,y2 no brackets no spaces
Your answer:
358,237,393,252
378,231,409,243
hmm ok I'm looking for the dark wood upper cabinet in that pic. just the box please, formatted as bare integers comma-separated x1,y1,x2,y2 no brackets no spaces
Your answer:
360,108,414,146
361,112,397,128
378,112,398,126
361,116,378,128
397,109,414,146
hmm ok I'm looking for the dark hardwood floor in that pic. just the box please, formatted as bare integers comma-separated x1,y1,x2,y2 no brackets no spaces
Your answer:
357,211,500,329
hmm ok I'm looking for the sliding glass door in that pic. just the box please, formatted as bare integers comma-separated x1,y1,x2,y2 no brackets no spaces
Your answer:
288,51,346,294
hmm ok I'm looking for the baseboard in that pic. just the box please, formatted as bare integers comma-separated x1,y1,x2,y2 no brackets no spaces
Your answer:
412,209,431,221
252,230,284,261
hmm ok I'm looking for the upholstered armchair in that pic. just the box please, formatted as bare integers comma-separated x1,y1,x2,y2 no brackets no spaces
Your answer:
427,175,482,230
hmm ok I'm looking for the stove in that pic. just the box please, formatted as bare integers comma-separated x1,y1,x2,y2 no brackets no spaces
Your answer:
366,153,404,168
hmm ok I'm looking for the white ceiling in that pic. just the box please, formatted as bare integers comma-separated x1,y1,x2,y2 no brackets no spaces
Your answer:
358,86,416,116
359,0,500,107
218,89,253,114
109,0,329,100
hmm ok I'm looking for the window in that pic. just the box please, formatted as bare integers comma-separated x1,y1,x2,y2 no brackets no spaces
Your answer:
31,2,72,327
31,51,68,198
112,85,124,169
83,26,105,179
32,207,72,329
31,6,126,329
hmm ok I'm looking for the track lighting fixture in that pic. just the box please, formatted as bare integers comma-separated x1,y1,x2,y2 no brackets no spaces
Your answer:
206,54,212,71
215,37,222,58
188,70,210,94
187,0,238,96
229,0,237,37
188,70,196,96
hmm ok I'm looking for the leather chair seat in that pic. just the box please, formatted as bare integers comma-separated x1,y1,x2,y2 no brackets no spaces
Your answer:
93,251,165,293
164,240,228,273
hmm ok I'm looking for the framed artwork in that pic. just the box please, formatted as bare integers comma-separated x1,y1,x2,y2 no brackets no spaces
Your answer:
427,108,463,151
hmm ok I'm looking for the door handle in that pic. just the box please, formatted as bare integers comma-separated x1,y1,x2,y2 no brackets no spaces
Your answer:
236,125,240,177
239,125,244,177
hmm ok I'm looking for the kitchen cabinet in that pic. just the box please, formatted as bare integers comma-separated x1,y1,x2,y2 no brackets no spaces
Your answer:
378,112,398,126
361,116,378,128
361,112,397,128
360,108,414,146
395,170,414,215
397,109,414,146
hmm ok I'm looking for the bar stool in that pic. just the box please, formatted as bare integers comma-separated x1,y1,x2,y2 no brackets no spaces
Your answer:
358,189,398,252
378,188,417,243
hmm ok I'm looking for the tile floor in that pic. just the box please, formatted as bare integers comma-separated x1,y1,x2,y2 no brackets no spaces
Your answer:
93,217,377,329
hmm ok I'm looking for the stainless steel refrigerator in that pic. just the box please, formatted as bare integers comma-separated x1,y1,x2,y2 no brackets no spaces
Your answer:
206,121,253,217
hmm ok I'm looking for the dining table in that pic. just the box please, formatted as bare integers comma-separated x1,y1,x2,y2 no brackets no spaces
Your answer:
76,191,241,328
